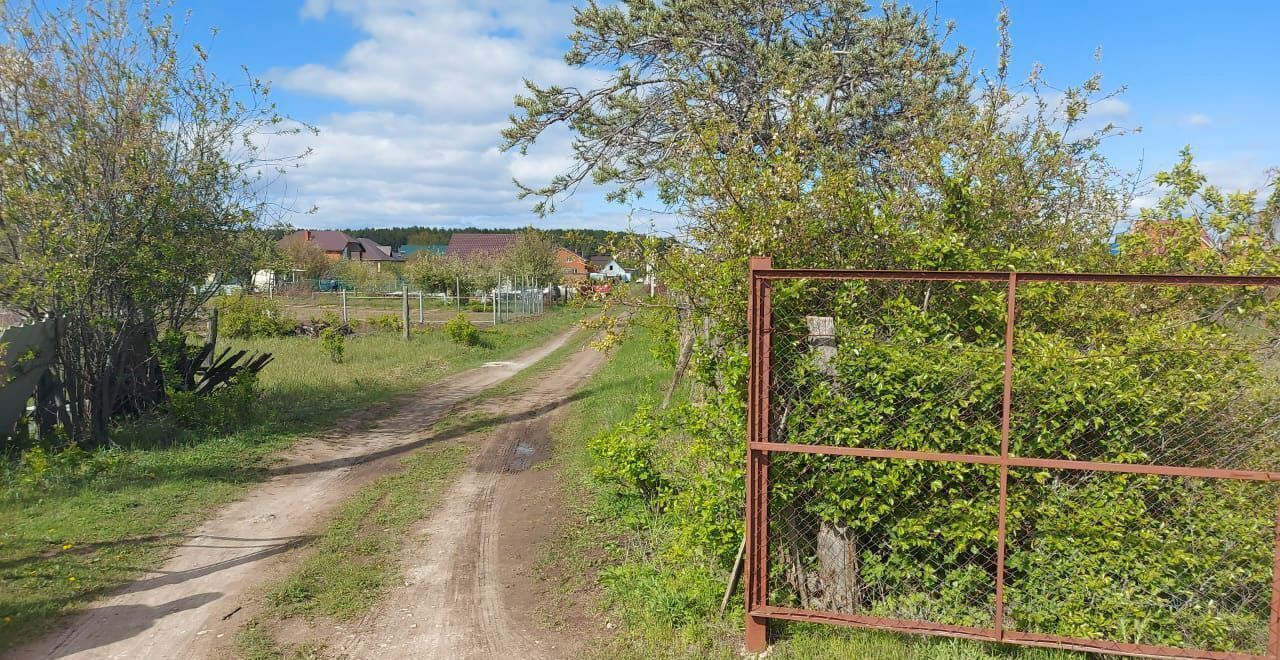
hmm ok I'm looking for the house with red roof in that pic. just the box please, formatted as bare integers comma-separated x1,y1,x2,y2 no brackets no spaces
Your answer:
444,233,519,260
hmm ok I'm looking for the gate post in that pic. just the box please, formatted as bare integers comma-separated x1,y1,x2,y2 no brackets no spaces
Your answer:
1269,497,1280,659
745,256,772,653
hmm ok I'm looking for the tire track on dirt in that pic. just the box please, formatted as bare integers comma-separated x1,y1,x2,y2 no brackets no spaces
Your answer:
332,339,608,660
7,327,582,660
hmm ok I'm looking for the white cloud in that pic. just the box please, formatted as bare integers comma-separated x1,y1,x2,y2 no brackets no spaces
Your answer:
265,0,618,229
1128,193,1158,212
999,90,1132,135
1092,97,1131,119
1179,112,1212,128
1201,156,1270,193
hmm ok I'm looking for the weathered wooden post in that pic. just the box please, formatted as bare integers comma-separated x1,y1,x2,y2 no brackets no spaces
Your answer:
401,285,410,341
207,308,219,353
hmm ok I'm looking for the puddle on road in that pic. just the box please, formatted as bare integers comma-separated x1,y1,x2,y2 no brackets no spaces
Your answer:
483,361,517,368
506,439,537,472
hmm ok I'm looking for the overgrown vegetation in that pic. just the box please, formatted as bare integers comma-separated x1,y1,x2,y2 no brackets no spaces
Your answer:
0,308,583,650
0,0,308,445
552,323,1080,658
166,372,259,433
215,296,296,340
512,0,1280,655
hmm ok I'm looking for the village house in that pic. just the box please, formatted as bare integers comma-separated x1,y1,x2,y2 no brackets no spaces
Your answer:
588,255,631,282
557,247,589,283
280,229,403,266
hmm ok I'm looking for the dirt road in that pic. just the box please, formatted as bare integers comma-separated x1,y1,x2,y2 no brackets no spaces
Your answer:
325,340,607,659
9,327,583,660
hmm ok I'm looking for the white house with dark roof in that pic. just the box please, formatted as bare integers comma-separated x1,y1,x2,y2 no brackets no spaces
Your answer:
588,255,630,282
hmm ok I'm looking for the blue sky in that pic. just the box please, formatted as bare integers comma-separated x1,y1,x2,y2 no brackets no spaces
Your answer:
181,1,1279,230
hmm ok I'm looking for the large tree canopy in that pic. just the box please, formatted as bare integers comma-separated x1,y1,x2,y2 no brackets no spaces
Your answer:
504,0,966,212
506,0,1136,334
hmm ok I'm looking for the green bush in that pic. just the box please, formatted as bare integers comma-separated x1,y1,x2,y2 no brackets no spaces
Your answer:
6,444,125,493
621,280,1280,653
214,295,294,339
320,327,345,363
587,407,668,501
167,372,259,433
366,314,402,333
444,314,480,346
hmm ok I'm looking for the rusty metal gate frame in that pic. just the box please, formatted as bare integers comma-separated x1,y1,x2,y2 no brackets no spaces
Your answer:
744,256,1280,660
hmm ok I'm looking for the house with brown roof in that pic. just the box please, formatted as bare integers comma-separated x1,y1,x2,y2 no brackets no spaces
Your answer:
280,230,404,264
276,230,404,285
557,247,589,283
445,233,519,260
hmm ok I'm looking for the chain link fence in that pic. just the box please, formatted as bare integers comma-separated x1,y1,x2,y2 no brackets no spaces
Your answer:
235,276,552,328
745,259,1280,659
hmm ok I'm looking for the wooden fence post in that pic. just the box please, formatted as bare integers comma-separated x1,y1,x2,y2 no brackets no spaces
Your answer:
401,285,410,341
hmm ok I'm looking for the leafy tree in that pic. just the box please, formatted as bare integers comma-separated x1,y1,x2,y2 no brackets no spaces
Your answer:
278,233,331,281
500,230,561,287
405,251,461,294
327,259,402,292
504,0,970,213
0,0,311,444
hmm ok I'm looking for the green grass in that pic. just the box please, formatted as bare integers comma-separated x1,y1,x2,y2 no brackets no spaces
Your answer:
236,619,324,660
234,305,586,432
543,323,1096,660
263,442,469,620
0,307,585,650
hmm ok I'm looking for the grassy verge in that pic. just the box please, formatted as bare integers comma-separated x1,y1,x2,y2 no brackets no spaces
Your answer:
543,323,1092,659
0,307,584,650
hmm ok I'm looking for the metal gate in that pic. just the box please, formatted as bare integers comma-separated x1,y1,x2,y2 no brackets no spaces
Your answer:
745,257,1280,659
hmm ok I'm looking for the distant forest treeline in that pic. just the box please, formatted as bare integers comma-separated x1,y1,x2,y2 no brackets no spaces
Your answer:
342,226,630,257
265,225,641,258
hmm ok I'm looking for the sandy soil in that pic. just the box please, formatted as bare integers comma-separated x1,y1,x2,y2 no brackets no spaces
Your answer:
324,338,608,659
8,327,581,660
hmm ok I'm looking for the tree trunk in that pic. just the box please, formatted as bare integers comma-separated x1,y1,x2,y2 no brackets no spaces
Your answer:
805,315,862,611
815,521,863,611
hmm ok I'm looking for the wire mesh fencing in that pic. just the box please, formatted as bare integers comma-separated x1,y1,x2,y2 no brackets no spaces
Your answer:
235,279,551,328
745,259,1280,660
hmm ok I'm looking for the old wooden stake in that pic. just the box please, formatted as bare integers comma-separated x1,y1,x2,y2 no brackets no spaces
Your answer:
401,285,410,341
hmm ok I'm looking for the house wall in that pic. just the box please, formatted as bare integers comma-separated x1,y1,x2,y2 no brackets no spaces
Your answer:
557,248,588,280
